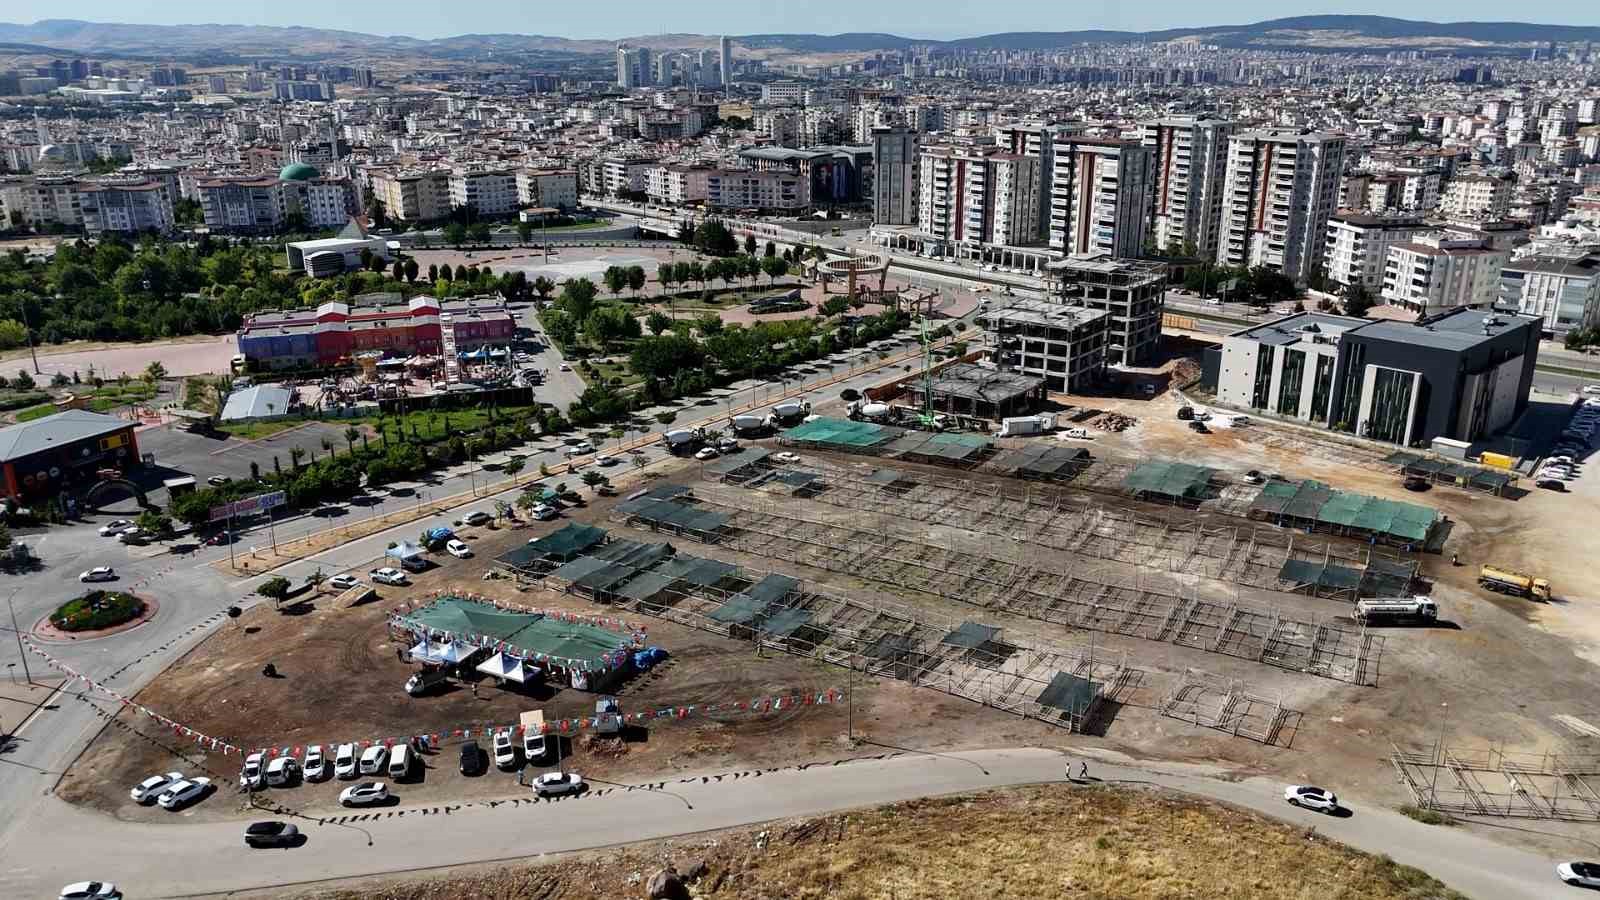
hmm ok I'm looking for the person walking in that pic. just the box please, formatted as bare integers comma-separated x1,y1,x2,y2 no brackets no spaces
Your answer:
1077,761,1089,781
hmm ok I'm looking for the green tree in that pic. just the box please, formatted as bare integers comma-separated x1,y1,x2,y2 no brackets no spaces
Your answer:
1343,282,1375,318
744,233,758,255
142,360,167,384
603,265,627,298
135,510,173,538
560,278,600,322
13,370,34,390
343,426,360,454
443,223,468,247
289,446,306,471
533,276,555,300
517,220,534,244
504,456,525,485
428,263,439,282
761,256,788,286
696,312,723,335
468,223,492,245
765,240,777,258
0,320,27,350
256,575,292,610
626,265,646,297
404,258,419,283
391,259,405,281
694,220,738,256
657,263,676,293
646,310,672,335
580,470,606,494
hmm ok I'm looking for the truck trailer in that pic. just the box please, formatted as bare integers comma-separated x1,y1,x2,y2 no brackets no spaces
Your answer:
1478,565,1551,601
998,414,1055,438
1354,596,1439,625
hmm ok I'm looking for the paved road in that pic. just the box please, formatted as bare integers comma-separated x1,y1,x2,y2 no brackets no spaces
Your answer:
0,746,1563,899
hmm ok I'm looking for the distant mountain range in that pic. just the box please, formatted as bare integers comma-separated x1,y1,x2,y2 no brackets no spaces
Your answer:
1,15,1597,61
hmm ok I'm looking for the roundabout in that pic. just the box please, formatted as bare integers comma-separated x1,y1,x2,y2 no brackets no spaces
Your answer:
34,591,160,642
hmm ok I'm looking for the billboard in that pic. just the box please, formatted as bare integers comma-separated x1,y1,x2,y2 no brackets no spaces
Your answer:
208,491,287,523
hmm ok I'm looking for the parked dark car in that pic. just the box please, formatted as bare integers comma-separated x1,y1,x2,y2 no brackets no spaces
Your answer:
1189,421,1209,434
459,740,486,777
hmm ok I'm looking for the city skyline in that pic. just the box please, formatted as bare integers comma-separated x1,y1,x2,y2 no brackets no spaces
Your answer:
5,3,1600,41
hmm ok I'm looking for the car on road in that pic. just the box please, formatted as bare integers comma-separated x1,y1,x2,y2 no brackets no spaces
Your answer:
1558,861,1600,887
533,771,586,797
531,504,558,521
130,771,185,803
78,566,117,583
694,447,720,460
244,821,300,848
1536,476,1567,491
57,882,120,900
359,745,389,775
1283,784,1338,813
773,452,801,464
339,781,390,807
239,753,265,790
303,745,327,781
327,574,361,591
564,442,595,457
1243,470,1265,485
464,511,493,526
206,530,236,546
207,475,231,486
445,539,473,559
1583,385,1600,395
265,755,300,787
334,743,358,779
559,362,572,371
156,776,212,810
459,740,486,776
97,520,131,537
116,530,149,545
596,455,619,467
369,567,408,586
493,730,520,770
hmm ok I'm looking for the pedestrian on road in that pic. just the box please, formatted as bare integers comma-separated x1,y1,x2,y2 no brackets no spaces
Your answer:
471,681,478,698
1078,761,1089,781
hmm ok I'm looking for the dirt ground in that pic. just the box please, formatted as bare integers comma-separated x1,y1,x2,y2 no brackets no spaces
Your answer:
288,784,1464,900
55,338,1600,860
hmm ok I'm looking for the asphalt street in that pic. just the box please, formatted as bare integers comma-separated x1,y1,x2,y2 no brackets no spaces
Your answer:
0,746,1564,899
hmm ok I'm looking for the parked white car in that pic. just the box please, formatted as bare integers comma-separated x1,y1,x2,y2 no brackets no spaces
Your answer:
359,745,388,775
78,567,117,583
265,756,299,787
97,520,131,537
493,730,520,770
533,771,586,797
130,771,185,803
1283,784,1338,813
303,745,327,781
773,452,801,464
464,511,493,526
58,882,120,900
531,504,558,521
157,776,212,810
445,539,473,559
239,752,265,790
327,574,361,591
369,567,408,586
694,447,720,460
564,442,595,457
339,781,390,807
334,743,359,779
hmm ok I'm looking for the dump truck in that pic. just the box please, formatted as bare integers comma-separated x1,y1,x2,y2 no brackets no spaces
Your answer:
1478,565,1552,601
1355,596,1439,625
998,414,1055,438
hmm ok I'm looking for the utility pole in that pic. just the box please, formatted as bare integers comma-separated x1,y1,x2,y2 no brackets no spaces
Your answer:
18,300,41,375
7,589,33,685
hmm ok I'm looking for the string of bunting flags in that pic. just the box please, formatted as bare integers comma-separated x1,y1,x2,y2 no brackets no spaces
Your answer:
21,636,843,764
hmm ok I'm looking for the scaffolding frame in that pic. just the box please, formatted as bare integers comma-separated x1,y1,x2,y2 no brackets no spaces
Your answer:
680,485,1382,686
523,540,1140,734
1389,744,1600,821
1157,668,1300,746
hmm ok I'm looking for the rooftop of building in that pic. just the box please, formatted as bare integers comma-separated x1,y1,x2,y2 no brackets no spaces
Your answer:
980,299,1109,330
1502,254,1600,276
1350,307,1536,351
1231,311,1367,347
0,409,132,462
920,362,1044,405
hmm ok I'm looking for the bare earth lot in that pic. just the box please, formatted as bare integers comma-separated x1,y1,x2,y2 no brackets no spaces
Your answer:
291,784,1464,900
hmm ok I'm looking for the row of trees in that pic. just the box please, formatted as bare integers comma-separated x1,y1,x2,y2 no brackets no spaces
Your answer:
657,255,790,294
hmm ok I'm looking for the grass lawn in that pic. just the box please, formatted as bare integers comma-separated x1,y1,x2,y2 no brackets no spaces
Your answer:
588,360,642,389
51,590,145,632
533,219,615,233
333,404,542,443
216,419,304,440
15,402,56,422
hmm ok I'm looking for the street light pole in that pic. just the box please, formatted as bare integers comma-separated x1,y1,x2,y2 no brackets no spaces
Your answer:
7,589,34,685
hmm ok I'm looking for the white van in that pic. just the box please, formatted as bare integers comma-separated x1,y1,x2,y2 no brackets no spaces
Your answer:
387,744,411,780
265,756,299,787
359,744,388,775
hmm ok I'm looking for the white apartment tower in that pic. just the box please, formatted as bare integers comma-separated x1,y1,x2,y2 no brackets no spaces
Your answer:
1048,137,1154,259
917,145,1042,249
719,36,732,91
1141,117,1234,258
1217,129,1346,284
616,45,650,89
871,126,919,226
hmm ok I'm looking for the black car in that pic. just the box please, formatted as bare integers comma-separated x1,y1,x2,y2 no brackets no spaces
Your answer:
244,820,299,848
1189,421,1210,434
459,740,486,777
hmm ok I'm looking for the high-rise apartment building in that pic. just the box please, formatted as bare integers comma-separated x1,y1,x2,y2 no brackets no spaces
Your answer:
1217,129,1346,284
1323,212,1428,292
918,145,1042,250
996,122,1080,244
616,45,650,89
370,170,451,223
719,36,732,90
1048,137,1154,259
871,126,919,226
1140,117,1234,258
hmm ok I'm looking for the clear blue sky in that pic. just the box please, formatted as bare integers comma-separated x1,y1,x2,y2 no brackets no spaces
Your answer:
3,2,1595,41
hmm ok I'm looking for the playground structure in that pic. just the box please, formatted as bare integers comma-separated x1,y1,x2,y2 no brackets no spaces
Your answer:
818,252,889,298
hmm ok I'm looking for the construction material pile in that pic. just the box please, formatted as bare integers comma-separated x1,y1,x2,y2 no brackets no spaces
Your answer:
1089,412,1138,432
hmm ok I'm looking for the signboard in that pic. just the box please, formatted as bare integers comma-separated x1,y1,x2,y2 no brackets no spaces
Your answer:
208,491,287,523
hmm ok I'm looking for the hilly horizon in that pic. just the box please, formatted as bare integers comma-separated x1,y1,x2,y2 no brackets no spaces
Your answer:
1,15,1597,60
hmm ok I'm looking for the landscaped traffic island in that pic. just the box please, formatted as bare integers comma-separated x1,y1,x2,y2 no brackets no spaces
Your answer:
51,590,147,632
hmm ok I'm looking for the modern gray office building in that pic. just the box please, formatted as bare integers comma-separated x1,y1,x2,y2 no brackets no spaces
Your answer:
871,126,918,226
1206,308,1540,447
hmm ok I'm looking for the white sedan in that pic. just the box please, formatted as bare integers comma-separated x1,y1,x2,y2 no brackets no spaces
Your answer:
58,882,120,900
773,452,801,464
445,539,473,559
694,447,720,461
97,520,131,537
303,745,327,781
79,567,117,583
1283,784,1338,813
339,781,390,807
130,771,185,803
239,752,265,790
327,574,361,591
334,743,359,779
1558,861,1600,887
157,776,212,810
1582,385,1600,395
369,567,409,586
533,771,586,797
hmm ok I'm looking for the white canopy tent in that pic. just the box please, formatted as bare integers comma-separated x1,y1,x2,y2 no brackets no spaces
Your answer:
476,651,542,684
409,639,473,665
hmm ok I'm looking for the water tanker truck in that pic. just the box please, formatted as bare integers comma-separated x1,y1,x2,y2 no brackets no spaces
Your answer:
1478,565,1552,601
1354,596,1438,625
